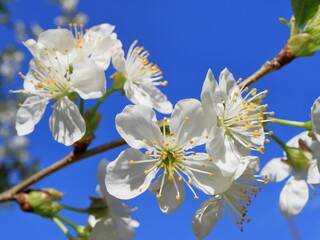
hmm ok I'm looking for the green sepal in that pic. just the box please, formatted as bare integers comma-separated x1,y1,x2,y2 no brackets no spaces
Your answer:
285,139,313,172
67,92,78,102
42,188,65,201
86,197,110,220
111,72,127,90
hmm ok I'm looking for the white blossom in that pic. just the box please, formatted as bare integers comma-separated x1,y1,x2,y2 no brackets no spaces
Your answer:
192,156,266,239
261,131,320,216
200,68,272,175
112,40,172,114
106,102,231,214
88,160,138,240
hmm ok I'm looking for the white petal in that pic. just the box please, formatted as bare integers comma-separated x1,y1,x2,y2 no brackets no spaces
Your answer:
16,96,48,136
200,69,225,110
206,129,243,175
307,160,320,184
124,82,172,114
192,196,224,240
261,158,291,182
218,68,239,96
149,174,185,214
106,148,157,200
183,153,233,195
70,58,106,99
38,29,75,54
49,97,86,145
170,99,206,148
112,50,127,73
235,156,260,179
312,97,320,140
22,39,41,56
287,131,312,148
279,175,309,217
115,105,162,149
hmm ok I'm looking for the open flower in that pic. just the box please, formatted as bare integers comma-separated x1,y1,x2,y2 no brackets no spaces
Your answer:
192,156,266,239
261,131,320,216
200,68,272,174
106,102,231,214
112,40,172,114
12,27,109,145
88,160,138,240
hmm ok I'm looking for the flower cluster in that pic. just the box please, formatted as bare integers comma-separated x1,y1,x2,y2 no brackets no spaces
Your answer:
105,68,271,239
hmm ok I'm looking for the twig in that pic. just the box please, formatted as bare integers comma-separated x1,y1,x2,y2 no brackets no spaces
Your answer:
240,45,296,88
0,138,126,203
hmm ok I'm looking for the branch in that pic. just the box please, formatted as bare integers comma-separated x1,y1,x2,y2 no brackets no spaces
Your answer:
0,138,126,203
241,45,296,88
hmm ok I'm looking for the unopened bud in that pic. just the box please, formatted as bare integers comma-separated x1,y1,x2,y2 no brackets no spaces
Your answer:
111,72,127,90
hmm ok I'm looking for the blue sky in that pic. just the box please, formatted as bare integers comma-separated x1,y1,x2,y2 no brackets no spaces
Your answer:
1,0,320,239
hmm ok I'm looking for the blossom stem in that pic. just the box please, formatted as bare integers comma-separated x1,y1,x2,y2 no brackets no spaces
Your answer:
90,87,117,115
268,131,288,152
54,213,79,232
269,117,312,130
52,217,74,240
60,204,89,214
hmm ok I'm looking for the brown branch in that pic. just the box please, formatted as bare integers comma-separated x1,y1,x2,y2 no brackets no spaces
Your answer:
0,138,126,204
241,45,297,88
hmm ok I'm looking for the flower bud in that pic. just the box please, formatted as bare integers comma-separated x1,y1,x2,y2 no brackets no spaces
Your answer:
87,197,110,219
288,33,314,57
42,188,65,201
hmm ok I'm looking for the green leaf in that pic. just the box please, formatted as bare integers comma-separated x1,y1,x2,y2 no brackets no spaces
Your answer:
291,0,320,28
304,7,320,51
288,33,314,56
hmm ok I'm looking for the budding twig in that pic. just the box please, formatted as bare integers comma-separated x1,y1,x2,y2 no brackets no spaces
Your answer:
241,44,296,88
0,138,126,203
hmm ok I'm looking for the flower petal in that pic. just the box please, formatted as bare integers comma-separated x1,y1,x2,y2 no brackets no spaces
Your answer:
218,68,238,96
206,128,245,175
307,160,320,184
106,148,157,200
149,174,185,214
70,58,106,99
261,158,291,182
279,175,309,217
115,105,162,149
49,97,86,145
16,96,48,136
112,50,127,73
311,97,320,140
170,98,206,148
192,196,224,240
124,82,173,114
183,153,233,195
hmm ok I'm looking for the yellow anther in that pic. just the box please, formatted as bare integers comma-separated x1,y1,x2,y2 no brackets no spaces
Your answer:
156,194,161,198
165,143,169,146
209,173,215,177
189,140,194,144
188,180,192,185
185,116,190,121
153,140,157,145
162,81,168,86
194,196,199,200
237,78,243,83
246,144,253,149
178,177,182,181
176,195,180,200
155,162,160,166
263,90,269,94
145,151,150,155
133,40,138,45
265,139,270,143
244,87,249,92
269,111,275,115
168,176,174,181
208,158,213,161
144,170,149,175
9,90,13,93
268,131,273,136
258,117,264,121
201,163,206,167
18,103,22,107
129,160,135,165
170,132,175,136
205,135,209,139
139,188,143,192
